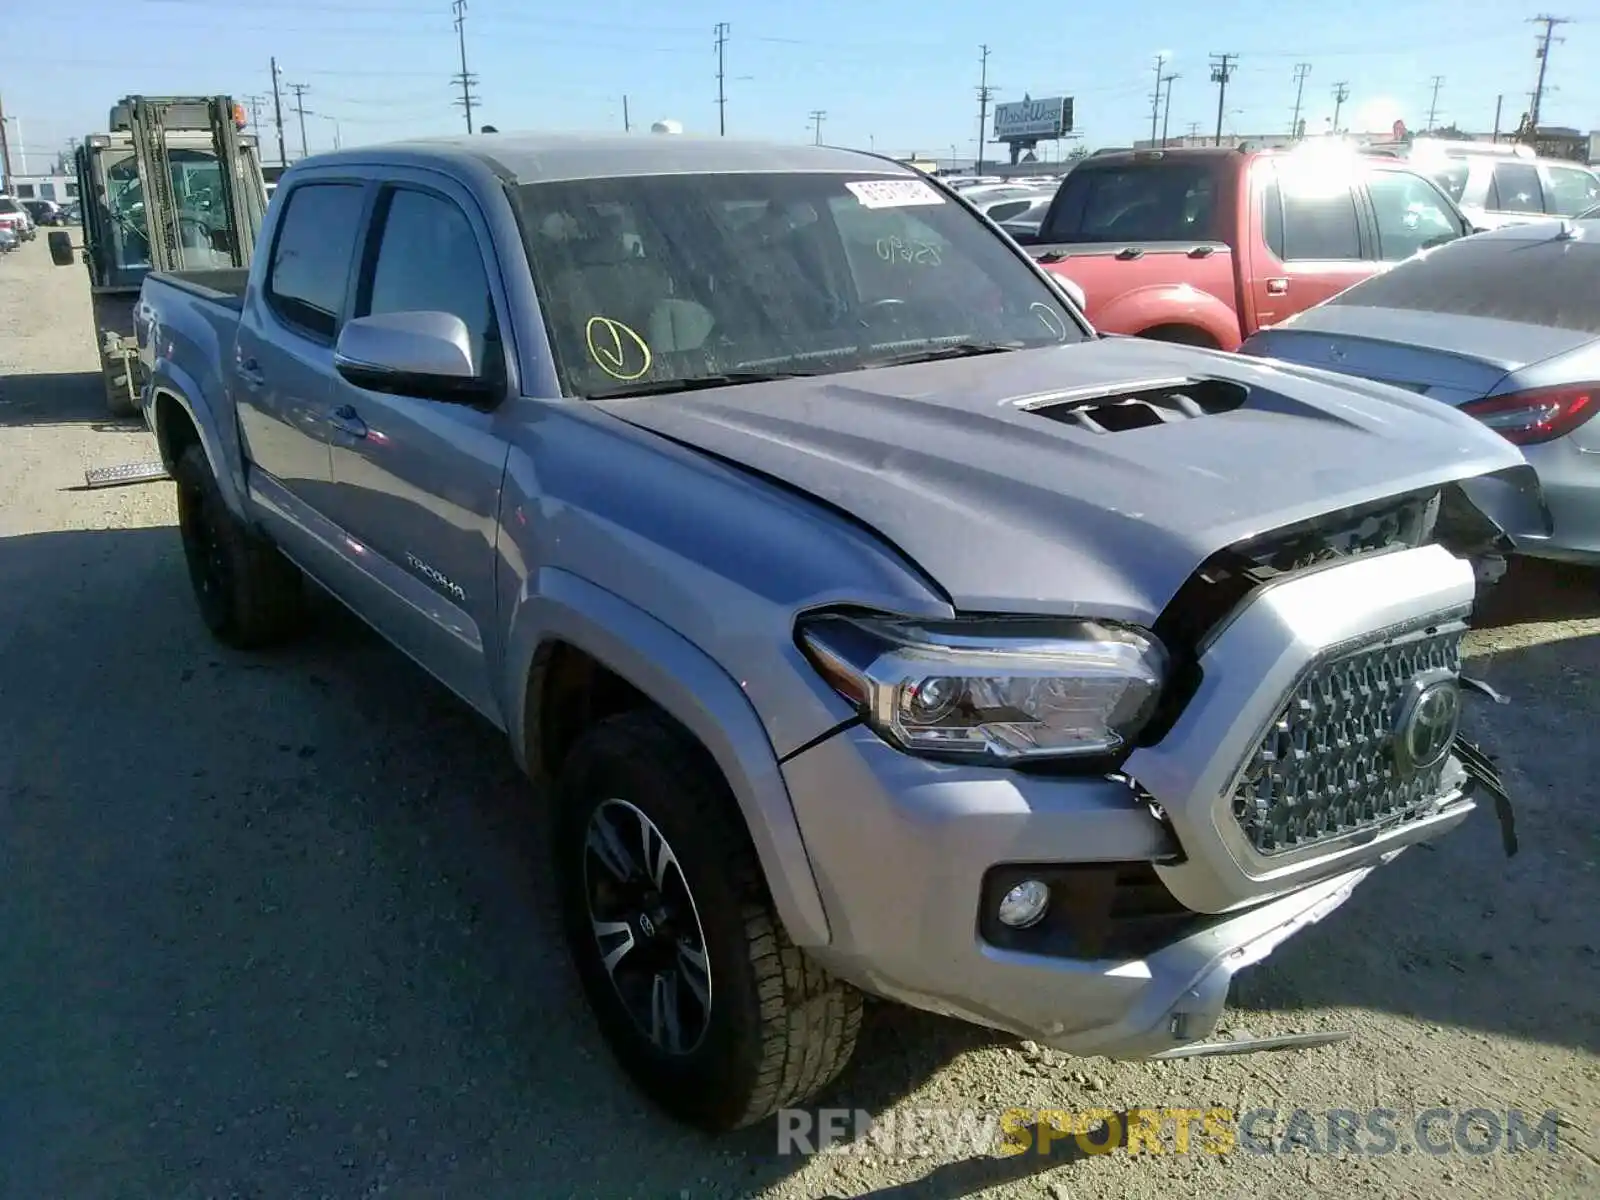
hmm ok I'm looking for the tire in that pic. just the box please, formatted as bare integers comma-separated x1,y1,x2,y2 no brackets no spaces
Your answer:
103,362,138,418
173,443,306,648
555,710,862,1132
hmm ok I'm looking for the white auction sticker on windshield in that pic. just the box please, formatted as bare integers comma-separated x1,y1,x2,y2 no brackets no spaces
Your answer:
845,179,946,209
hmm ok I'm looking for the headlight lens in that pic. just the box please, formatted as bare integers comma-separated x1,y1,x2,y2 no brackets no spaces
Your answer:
797,612,1167,761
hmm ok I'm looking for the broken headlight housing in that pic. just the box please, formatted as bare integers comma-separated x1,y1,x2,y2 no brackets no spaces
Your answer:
796,612,1167,762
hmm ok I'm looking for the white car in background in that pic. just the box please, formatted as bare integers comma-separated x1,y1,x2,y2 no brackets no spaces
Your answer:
1421,149,1598,230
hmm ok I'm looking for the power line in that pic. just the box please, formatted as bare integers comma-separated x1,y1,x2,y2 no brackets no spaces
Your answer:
269,57,288,167
1425,74,1444,131
808,109,826,145
1289,62,1311,139
451,0,479,134
1330,81,1350,134
1209,53,1237,146
1528,14,1570,134
288,82,311,158
975,43,993,173
714,22,730,136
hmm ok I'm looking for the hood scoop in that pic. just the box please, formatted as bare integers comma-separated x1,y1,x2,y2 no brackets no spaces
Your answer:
1020,376,1249,434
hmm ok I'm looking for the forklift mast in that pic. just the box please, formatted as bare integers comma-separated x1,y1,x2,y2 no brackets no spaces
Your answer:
115,95,258,273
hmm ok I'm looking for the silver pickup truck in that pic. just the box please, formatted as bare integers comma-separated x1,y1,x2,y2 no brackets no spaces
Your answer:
134,133,1544,1133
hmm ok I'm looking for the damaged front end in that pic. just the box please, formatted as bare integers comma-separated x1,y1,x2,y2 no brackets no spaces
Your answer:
1123,465,1533,917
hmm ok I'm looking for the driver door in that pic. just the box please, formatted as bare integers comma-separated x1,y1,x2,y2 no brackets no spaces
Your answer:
315,175,513,720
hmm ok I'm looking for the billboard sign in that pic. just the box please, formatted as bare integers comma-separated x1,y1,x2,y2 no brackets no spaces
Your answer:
993,95,1073,141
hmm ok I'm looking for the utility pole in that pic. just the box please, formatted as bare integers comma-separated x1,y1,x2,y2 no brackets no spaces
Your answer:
975,43,994,173
808,109,826,145
1209,53,1236,146
1186,121,1202,139
269,58,288,167
1160,73,1178,146
1492,93,1504,142
714,22,730,136
288,83,311,158
0,93,13,186
1330,81,1350,134
622,95,630,132
1425,75,1444,131
1149,54,1167,146
1289,62,1311,139
452,0,478,134
1528,14,1570,135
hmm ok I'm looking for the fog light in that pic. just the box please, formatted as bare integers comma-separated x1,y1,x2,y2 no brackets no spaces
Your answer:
997,879,1051,929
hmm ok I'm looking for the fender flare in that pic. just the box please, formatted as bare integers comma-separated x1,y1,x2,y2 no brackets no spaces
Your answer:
146,361,251,523
1094,284,1243,351
501,567,833,947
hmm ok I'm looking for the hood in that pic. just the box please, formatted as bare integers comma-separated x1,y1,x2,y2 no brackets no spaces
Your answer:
592,338,1527,625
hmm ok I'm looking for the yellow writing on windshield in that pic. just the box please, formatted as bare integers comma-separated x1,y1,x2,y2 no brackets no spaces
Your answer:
585,316,653,381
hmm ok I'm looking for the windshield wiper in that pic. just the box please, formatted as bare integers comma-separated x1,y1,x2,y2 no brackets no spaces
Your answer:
586,370,822,400
859,341,1028,370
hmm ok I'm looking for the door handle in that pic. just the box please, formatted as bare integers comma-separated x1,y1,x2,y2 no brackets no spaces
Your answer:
1266,278,1289,295
237,357,266,388
330,404,368,439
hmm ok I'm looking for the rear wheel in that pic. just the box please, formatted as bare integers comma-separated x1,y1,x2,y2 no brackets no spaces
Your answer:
173,443,306,648
555,710,862,1132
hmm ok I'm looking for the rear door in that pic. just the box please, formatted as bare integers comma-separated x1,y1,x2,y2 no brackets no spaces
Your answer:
1541,161,1600,217
1251,157,1375,329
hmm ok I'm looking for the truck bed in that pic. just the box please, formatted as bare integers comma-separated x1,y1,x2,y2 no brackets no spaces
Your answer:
148,267,250,312
1025,239,1241,344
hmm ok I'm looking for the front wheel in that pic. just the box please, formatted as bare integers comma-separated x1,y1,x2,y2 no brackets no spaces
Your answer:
555,710,863,1132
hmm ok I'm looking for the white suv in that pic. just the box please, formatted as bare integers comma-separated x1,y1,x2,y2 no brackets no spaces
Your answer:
1423,151,1598,230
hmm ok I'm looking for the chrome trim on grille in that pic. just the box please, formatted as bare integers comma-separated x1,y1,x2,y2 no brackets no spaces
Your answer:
1229,614,1468,857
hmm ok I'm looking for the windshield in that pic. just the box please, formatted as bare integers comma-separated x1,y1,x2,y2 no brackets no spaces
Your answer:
0,198,19,215
514,171,1083,398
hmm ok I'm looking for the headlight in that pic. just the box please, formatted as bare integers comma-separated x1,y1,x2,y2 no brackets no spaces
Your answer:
796,612,1167,762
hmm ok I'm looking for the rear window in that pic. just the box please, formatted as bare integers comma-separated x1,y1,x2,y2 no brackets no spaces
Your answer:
1428,161,1471,203
1041,162,1223,243
1328,230,1600,334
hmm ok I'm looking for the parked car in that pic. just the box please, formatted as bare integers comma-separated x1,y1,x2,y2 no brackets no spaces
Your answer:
970,186,1058,224
1242,218,1597,563
0,225,16,253
134,132,1536,1134
23,199,68,226
0,195,35,241
1009,144,1476,350
1411,146,1598,230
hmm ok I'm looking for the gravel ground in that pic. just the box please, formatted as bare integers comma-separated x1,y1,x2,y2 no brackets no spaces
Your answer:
0,239,1595,1200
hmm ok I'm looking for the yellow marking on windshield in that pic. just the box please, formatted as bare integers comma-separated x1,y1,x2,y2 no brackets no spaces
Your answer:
586,316,653,381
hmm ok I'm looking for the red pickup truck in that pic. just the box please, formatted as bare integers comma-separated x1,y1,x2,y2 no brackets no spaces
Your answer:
1011,146,1477,350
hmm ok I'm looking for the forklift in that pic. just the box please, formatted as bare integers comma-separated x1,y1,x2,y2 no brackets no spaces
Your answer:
50,95,268,418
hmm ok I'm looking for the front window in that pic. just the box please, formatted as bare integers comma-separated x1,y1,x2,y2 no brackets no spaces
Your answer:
515,171,1083,398
1365,170,1463,261
1544,164,1599,217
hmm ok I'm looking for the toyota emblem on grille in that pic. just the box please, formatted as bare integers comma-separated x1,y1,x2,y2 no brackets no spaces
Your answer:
1392,668,1462,777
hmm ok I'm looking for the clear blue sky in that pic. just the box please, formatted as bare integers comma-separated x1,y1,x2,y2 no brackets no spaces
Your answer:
2,0,1596,171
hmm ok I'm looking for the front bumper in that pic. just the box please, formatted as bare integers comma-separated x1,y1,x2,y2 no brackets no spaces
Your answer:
782,543,1483,1056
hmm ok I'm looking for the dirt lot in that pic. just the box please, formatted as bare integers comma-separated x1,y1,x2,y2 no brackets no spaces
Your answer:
0,240,1595,1200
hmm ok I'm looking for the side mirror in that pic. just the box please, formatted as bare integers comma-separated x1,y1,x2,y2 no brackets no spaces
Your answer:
333,310,496,404
1045,272,1087,312
48,230,74,267
1470,225,1489,235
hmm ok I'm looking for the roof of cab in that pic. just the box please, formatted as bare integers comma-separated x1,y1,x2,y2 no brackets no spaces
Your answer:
296,132,915,185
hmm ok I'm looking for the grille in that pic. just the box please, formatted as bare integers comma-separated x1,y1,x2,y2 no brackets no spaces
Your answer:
1231,620,1466,856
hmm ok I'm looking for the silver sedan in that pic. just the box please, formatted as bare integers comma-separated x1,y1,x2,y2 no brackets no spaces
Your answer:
1241,219,1598,563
